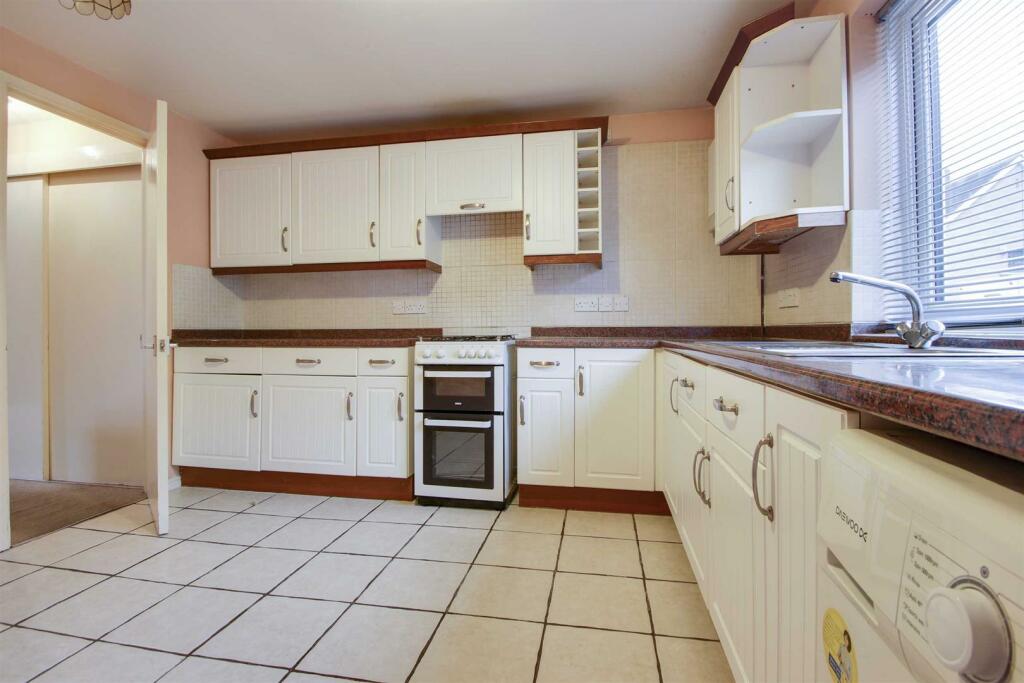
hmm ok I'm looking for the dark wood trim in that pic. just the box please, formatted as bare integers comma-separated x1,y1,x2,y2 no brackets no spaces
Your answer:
205,117,610,160
523,253,602,271
179,467,414,500
518,484,670,515
211,259,441,276
719,210,846,256
707,3,795,105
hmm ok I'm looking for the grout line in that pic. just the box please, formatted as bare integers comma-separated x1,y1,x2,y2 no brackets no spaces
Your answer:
532,509,566,683
635,514,665,683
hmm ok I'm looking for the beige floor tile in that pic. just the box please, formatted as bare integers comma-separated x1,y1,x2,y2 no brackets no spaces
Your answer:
493,506,565,534
198,596,345,668
557,535,642,577
54,535,179,575
302,497,382,521
476,530,561,570
0,568,105,624
273,553,388,602
364,500,437,524
243,493,328,517
536,625,660,683
132,508,234,539
635,514,681,542
162,657,285,683
35,641,181,683
427,506,498,529
74,504,153,533
0,528,118,566
564,510,637,539
324,521,417,556
190,490,273,512
450,565,552,621
286,673,346,683
192,513,291,545
256,518,354,551
23,577,178,639
398,526,488,563
121,540,244,585
411,614,542,683
300,604,440,683
167,487,221,508
548,572,651,632
359,558,468,611
0,627,90,683
647,580,716,638
193,547,314,593
657,636,734,682
0,561,38,586
640,541,695,581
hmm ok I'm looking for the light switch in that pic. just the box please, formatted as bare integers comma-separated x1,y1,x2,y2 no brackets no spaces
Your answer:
575,296,599,312
778,288,800,309
392,300,406,315
599,295,614,312
613,296,629,312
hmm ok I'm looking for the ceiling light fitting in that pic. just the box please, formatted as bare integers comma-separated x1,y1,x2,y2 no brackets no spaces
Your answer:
58,0,131,20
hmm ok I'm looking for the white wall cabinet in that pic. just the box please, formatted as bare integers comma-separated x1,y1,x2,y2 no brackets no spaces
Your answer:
210,155,292,268
714,69,740,245
379,142,437,262
260,374,357,475
517,378,575,486
425,134,523,215
522,131,576,256
292,147,380,264
357,376,411,478
172,373,261,471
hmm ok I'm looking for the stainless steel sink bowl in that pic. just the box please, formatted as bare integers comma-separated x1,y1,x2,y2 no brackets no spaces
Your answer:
710,341,1024,358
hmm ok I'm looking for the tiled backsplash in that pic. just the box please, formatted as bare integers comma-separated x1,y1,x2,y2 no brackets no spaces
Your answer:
173,141,761,332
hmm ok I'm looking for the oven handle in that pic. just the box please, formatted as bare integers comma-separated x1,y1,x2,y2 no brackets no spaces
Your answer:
423,370,492,378
423,418,492,429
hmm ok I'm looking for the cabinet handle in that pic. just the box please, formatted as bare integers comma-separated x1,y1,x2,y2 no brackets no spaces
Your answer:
416,218,423,246
460,202,486,211
519,395,526,426
250,389,259,418
529,360,560,368
281,226,289,252
204,357,229,364
669,377,679,414
697,451,711,507
577,365,584,396
692,446,706,500
752,433,774,522
346,392,354,421
524,212,531,240
680,377,695,390
369,359,396,366
369,221,376,248
397,392,404,422
295,358,321,365
713,396,739,416
724,177,735,212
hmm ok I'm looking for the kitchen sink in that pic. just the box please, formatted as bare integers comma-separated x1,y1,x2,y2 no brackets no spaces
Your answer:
710,341,1024,357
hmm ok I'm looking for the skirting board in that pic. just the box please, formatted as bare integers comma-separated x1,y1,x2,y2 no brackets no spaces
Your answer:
179,467,414,501
518,484,670,515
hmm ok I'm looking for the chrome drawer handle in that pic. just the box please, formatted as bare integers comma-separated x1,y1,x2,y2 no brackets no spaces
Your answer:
369,221,376,248
696,451,711,507
724,177,735,212
577,365,584,396
519,395,526,426
752,433,774,522
679,377,695,390
295,358,321,365
397,392,404,422
529,360,560,368
204,357,229,364
460,202,486,210
369,359,396,366
281,226,289,252
346,392,354,421
524,212,531,240
669,378,679,414
692,447,706,501
416,218,423,245
713,396,739,416
250,389,259,418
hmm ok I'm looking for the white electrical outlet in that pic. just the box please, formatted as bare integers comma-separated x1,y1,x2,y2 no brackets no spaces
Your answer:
778,288,800,309
598,295,614,312
613,295,629,312
392,300,406,315
407,299,428,315
574,295,599,312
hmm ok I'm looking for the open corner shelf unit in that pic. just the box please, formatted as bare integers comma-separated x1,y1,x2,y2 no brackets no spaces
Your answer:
719,206,845,255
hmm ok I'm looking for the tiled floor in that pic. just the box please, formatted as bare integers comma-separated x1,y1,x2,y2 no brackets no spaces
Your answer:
0,488,734,683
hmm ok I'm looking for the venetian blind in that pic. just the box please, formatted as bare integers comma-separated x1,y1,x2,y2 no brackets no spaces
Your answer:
878,0,1024,324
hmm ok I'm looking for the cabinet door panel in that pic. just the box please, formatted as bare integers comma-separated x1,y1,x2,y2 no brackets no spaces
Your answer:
261,375,356,475
379,142,426,261
517,378,574,486
172,373,260,471
523,131,576,256
211,155,291,268
425,134,523,214
357,376,411,478
677,414,708,587
574,349,654,490
292,147,379,264
715,69,739,244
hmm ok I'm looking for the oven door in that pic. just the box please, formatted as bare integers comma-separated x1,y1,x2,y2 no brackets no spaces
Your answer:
418,411,496,492
419,365,497,413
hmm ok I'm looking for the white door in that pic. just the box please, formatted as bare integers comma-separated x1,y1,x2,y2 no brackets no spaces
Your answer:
517,378,574,486
715,69,739,244
574,348,654,491
523,131,575,256
379,142,425,262
677,412,708,587
210,154,291,267
261,374,356,475
0,84,10,550
425,134,523,215
172,373,261,471
356,376,410,478
292,147,379,264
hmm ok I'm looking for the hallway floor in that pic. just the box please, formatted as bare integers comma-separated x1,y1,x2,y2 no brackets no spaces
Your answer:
0,488,733,682
9,480,146,545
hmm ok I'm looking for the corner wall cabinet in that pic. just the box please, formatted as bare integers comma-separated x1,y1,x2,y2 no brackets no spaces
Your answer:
713,15,849,255
172,346,412,479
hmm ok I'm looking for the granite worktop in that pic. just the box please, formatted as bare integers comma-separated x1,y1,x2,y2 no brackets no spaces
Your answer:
171,328,442,348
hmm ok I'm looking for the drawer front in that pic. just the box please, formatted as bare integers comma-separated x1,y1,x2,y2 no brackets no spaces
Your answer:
174,347,261,374
357,348,411,376
705,366,764,455
261,348,358,376
674,354,707,420
517,348,575,379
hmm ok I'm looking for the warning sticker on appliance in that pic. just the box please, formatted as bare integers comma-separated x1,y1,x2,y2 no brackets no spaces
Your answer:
823,607,858,683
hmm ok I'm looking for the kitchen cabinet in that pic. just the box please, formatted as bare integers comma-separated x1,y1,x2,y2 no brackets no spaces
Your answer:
357,376,411,478
260,374,357,475
291,147,380,264
379,142,439,262
172,373,261,471
714,69,740,245
425,134,523,215
522,131,576,256
655,353,682,517
574,348,654,491
517,378,575,486
677,406,709,587
210,155,291,268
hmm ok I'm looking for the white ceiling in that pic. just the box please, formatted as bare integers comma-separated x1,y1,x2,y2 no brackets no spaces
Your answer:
1,0,781,142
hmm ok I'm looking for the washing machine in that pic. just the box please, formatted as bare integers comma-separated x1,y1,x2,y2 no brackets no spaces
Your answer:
817,429,1023,683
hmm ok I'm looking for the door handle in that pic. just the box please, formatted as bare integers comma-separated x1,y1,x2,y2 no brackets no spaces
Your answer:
519,395,526,426
697,451,711,507
724,177,735,212
669,377,679,414
752,433,774,521
281,226,289,252
204,357,229,364
713,396,739,416
346,392,354,421
397,392,404,422
369,221,376,248
460,202,486,211
577,365,584,396
679,377,695,390
250,389,259,418
416,218,423,246
369,359,396,366
424,418,492,428
524,212,531,240
692,447,705,500
529,360,560,368
295,358,321,366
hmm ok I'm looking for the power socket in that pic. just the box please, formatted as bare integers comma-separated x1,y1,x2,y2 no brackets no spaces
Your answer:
613,296,629,312
574,295,599,312
406,299,428,315
392,300,406,315
778,288,800,309
598,295,614,312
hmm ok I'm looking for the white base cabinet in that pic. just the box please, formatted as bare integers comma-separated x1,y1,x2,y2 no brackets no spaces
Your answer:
172,373,261,471
516,378,575,486
356,376,412,478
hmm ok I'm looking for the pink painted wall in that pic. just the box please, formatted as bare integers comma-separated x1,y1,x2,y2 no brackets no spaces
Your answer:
606,107,714,145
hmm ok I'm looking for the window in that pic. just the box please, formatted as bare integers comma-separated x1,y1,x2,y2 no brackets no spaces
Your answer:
879,0,1024,324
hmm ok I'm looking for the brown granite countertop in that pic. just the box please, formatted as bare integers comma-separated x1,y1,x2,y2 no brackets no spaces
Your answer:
172,328,441,348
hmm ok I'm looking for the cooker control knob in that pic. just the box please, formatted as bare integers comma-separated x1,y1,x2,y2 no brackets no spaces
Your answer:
457,349,467,359
435,349,446,359
421,349,432,359
925,581,1012,682
484,349,495,359
467,349,477,359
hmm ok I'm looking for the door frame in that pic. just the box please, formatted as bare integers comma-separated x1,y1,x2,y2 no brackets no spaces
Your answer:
0,71,161,550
